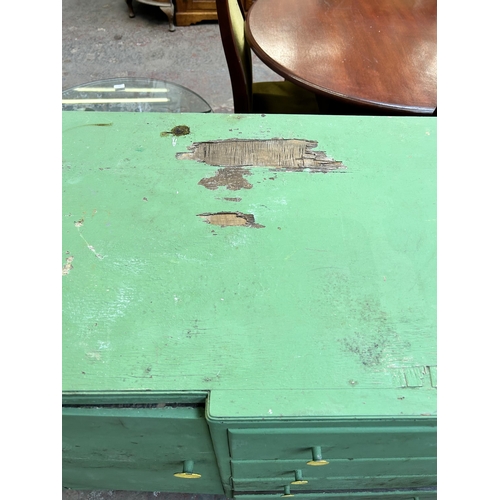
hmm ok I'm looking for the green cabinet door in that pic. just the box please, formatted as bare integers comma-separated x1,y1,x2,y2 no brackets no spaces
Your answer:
62,405,224,493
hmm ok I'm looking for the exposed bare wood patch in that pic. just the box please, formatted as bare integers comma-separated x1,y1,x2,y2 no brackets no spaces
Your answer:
197,212,265,228
176,138,345,172
198,167,253,191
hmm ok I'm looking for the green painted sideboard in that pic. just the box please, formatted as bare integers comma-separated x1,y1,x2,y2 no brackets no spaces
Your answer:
62,111,437,500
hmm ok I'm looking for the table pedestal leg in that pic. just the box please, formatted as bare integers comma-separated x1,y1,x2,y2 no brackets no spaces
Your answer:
125,0,135,18
160,4,176,32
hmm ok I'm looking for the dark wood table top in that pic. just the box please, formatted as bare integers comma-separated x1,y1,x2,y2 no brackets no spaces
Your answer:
245,0,437,114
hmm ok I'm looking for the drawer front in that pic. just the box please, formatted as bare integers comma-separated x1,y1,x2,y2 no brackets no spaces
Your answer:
62,406,223,493
231,457,437,479
232,474,437,491
231,457,436,490
229,427,436,461
233,492,436,500
176,0,216,12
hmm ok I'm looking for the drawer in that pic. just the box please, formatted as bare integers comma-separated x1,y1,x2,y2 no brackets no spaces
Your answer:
230,457,436,490
229,426,436,461
62,405,223,493
231,458,437,479
231,474,437,491
233,492,436,500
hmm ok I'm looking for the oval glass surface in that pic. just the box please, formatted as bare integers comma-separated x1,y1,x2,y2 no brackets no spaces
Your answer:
62,77,212,113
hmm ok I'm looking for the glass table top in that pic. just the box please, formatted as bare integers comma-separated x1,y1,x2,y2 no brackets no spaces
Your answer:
62,78,212,113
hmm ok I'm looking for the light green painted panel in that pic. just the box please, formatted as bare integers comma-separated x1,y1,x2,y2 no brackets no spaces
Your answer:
63,112,436,419
207,388,437,419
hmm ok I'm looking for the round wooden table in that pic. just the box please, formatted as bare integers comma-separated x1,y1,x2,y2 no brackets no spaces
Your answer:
245,0,437,115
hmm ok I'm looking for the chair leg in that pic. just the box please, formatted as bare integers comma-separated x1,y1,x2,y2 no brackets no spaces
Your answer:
125,0,135,18
160,4,176,32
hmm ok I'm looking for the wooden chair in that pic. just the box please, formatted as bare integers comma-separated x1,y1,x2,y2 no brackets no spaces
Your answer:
215,0,320,114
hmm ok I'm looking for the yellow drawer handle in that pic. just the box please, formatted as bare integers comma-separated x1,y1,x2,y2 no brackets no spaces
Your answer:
306,446,329,466
281,485,294,497
291,469,308,485
174,460,202,479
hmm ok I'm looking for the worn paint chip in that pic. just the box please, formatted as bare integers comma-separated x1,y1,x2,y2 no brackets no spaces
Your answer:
197,212,264,228
199,167,253,191
62,256,74,276
178,138,345,191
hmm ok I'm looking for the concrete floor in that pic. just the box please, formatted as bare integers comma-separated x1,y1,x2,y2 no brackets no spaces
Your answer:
63,492,227,500
62,0,283,113
62,1,281,499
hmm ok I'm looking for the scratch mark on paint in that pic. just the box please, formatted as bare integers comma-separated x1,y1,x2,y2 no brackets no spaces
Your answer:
391,365,437,388
79,232,105,259
62,123,113,133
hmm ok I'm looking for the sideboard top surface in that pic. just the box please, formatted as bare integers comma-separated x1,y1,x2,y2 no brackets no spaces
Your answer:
62,112,436,418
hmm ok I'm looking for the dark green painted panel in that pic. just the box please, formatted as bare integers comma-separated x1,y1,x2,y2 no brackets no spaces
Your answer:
208,415,436,498
233,492,436,500
228,427,436,460
62,406,223,493
231,475,436,490
230,457,437,480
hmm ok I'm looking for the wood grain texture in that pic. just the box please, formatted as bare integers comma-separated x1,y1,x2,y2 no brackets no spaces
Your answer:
175,0,218,26
62,112,436,418
245,0,437,114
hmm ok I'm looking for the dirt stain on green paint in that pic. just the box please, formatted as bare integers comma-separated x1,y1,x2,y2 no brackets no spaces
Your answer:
62,123,113,133
161,125,190,137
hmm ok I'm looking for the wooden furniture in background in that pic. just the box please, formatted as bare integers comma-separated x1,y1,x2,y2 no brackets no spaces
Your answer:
175,0,218,26
126,0,176,31
126,0,257,27
239,0,254,17
216,0,319,113
245,0,437,115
